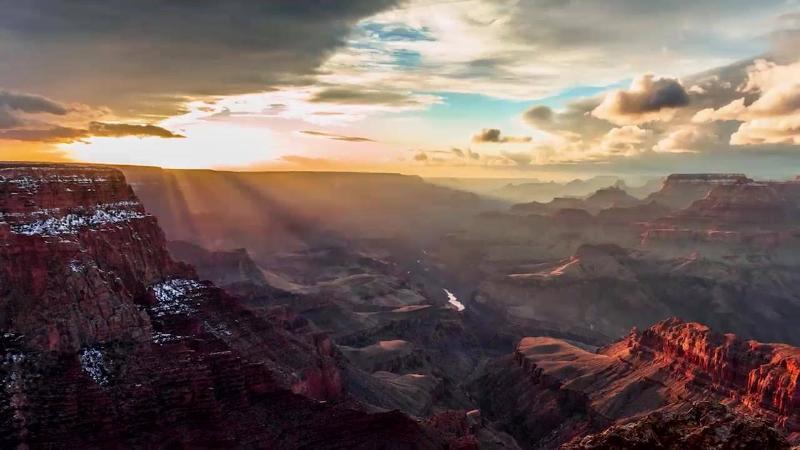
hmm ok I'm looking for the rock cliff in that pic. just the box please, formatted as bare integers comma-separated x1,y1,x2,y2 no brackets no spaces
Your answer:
474,318,799,448
0,164,448,448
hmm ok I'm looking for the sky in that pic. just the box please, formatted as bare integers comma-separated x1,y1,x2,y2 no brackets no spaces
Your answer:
2,0,800,179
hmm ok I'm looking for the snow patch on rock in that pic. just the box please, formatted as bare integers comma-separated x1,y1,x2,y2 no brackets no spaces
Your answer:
0,172,111,193
152,331,184,345
11,202,146,236
79,347,110,386
151,279,203,317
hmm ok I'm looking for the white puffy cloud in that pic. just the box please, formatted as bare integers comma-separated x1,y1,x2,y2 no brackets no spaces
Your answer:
692,59,800,145
653,126,717,153
598,125,652,156
730,116,800,145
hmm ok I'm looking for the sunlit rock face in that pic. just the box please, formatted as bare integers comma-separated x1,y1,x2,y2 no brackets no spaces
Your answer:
0,163,456,448
473,318,798,449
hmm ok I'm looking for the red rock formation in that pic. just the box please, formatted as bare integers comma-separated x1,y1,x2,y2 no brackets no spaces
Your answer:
475,318,800,447
0,164,448,448
627,318,800,431
0,164,191,351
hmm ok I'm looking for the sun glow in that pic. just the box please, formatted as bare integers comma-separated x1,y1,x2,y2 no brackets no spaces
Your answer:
63,121,282,169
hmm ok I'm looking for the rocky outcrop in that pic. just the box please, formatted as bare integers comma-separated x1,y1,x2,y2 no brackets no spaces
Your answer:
511,186,640,216
583,186,641,211
561,401,790,450
629,318,800,430
474,318,800,448
0,164,190,351
646,173,752,210
167,240,268,288
664,181,800,228
0,164,448,448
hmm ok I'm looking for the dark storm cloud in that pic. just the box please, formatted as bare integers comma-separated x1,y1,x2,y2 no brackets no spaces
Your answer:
472,128,532,144
299,130,376,142
0,0,402,116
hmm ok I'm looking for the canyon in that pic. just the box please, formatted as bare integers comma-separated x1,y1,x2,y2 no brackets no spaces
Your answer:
0,164,485,447
0,163,798,448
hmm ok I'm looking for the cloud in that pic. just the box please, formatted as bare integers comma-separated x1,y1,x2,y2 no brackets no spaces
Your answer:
0,122,185,143
318,0,786,110
413,151,429,161
653,126,717,153
451,147,480,160
88,122,184,138
0,89,73,130
691,59,800,145
0,126,87,143
298,130,376,142
309,87,437,107
471,128,532,144
522,98,611,137
692,98,748,123
592,75,690,125
0,0,402,117
500,151,533,166
0,109,24,129
599,125,652,156
522,105,554,127
730,117,800,145
0,90,69,115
